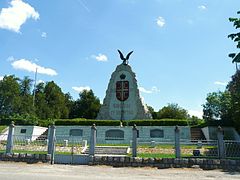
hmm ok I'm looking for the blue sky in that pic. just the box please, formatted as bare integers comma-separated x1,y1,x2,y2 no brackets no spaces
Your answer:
0,0,239,118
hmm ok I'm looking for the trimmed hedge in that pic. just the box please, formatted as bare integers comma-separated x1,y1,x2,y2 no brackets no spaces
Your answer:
127,119,188,126
54,118,188,126
192,120,234,128
0,118,38,126
0,118,189,126
54,119,123,126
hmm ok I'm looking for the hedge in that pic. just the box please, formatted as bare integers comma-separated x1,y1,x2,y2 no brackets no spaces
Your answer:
0,118,38,126
192,120,234,128
53,118,188,126
127,119,188,126
0,118,189,127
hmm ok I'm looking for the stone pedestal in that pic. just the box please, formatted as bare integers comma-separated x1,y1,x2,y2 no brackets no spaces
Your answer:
97,64,151,120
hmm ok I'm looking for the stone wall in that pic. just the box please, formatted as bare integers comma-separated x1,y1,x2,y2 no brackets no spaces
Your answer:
89,156,240,171
0,153,51,163
1,126,47,141
1,152,239,171
55,126,191,144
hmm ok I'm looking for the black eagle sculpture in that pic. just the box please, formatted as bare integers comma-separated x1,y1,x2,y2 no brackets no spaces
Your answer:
117,49,133,65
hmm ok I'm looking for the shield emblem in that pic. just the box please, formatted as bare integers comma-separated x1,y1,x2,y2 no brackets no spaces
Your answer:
116,81,129,101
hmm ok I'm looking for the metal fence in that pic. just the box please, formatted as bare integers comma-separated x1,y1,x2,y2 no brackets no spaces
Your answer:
55,135,86,155
1,123,239,160
225,140,240,158
12,135,48,153
136,138,175,157
0,134,7,152
180,140,219,158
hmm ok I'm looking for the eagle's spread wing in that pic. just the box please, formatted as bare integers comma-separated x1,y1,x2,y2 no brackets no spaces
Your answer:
232,53,240,63
126,51,133,60
117,50,125,60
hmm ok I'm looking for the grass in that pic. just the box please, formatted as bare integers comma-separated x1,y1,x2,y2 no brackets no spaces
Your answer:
96,144,129,146
138,144,216,149
0,150,47,154
138,144,174,149
0,126,7,133
136,153,176,158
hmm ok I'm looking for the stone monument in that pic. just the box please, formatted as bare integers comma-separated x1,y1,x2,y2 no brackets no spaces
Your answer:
97,50,152,120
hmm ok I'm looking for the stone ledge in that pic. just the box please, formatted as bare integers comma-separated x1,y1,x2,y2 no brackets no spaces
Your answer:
0,152,51,163
90,156,240,171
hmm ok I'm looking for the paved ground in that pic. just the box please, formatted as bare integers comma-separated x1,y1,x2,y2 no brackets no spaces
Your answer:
0,162,240,180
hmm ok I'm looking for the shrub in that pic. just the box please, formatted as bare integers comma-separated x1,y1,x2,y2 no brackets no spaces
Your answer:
128,119,188,126
53,118,188,126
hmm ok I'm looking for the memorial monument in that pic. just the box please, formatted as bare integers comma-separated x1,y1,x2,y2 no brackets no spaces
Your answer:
97,50,152,120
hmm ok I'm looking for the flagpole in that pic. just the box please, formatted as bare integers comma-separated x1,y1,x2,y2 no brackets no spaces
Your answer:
33,68,38,107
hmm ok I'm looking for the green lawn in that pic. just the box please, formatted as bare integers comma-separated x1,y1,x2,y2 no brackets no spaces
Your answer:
0,126,7,133
137,153,175,158
0,150,47,154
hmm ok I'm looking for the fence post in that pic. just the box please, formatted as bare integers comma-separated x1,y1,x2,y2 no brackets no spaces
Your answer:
89,124,97,156
174,126,181,158
217,126,225,159
6,121,15,154
132,124,138,157
48,124,56,164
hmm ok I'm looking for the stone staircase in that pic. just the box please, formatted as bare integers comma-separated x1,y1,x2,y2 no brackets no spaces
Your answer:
35,129,48,141
83,146,130,156
190,128,206,140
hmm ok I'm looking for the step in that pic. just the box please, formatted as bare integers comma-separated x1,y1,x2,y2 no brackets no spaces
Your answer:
190,128,206,140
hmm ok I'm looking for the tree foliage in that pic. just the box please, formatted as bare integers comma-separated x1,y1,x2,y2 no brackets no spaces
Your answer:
0,75,102,124
70,90,101,119
227,71,240,130
203,91,232,122
228,11,240,68
147,105,158,119
0,75,21,117
157,103,189,119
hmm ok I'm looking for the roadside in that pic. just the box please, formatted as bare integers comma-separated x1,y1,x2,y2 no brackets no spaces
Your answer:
0,161,239,180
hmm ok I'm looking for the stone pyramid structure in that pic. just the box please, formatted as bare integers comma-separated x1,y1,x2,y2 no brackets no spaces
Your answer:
97,63,152,120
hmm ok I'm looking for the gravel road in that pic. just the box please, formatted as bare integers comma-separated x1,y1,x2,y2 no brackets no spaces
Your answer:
0,162,239,180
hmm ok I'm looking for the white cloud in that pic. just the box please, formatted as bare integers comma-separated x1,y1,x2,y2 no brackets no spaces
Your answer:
198,5,207,10
151,86,160,93
139,87,152,94
37,80,45,84
214,81,227,86
72,86,91,93
0,76,3,81
156,16,165,27
139,86,160,94
0,0,39,33
188,110,203,119
41,32,47,38
11,59,57,76
91,53,108,62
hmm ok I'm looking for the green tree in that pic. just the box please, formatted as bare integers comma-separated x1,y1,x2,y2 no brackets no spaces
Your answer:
64,92,74,116
70,89,101,119
147,105,157,119
35,82,47,119
228,11,240,70
19,76,34,115
157,103,189,119
0,75,21,117
202,91,232,123
43,81,69,119
227,72,240,130
35,81,69,119
227,11,240,131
